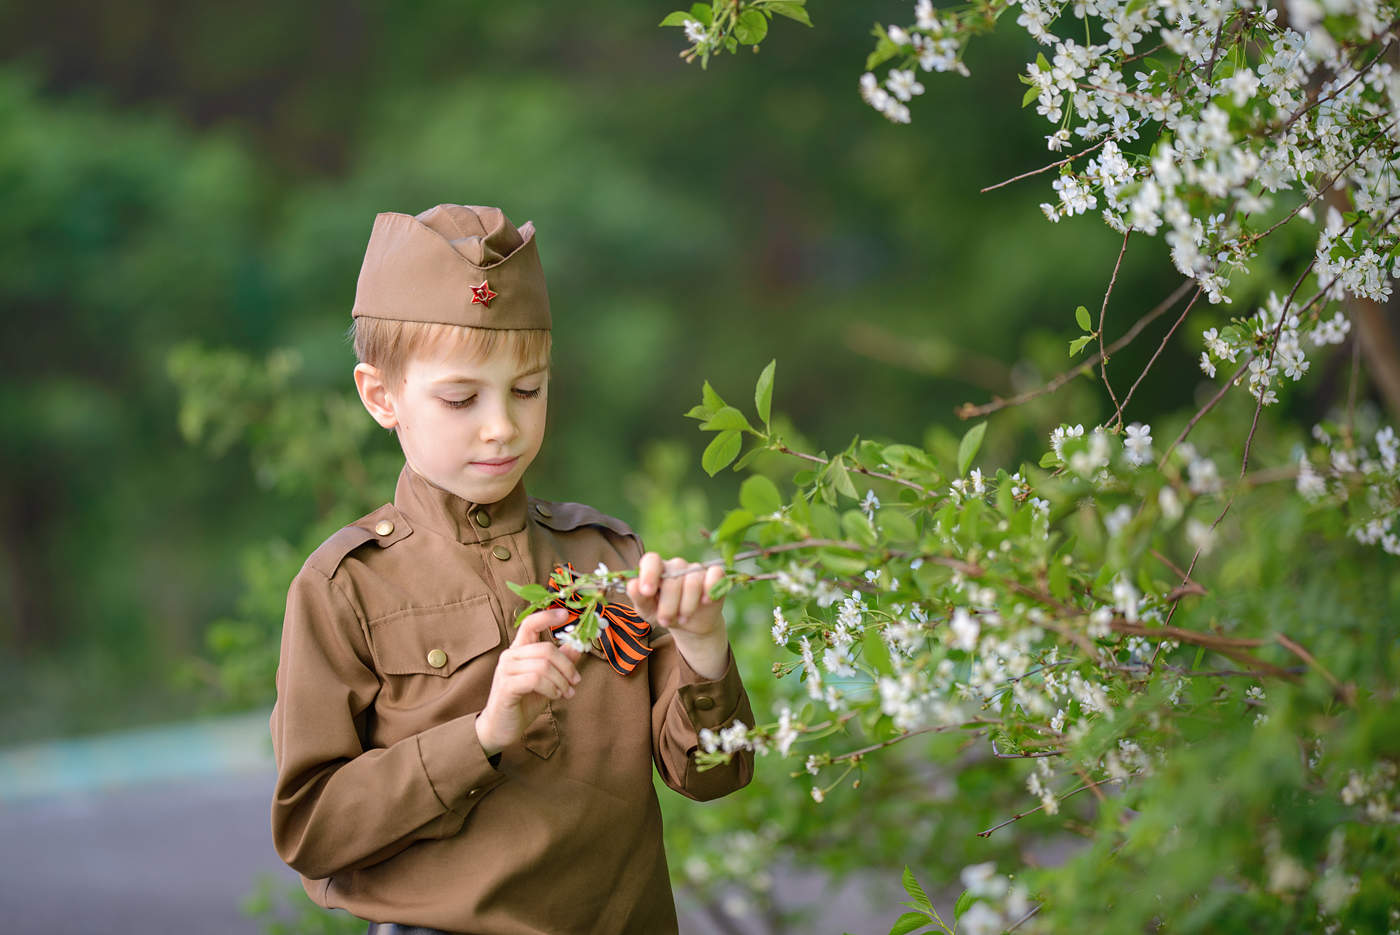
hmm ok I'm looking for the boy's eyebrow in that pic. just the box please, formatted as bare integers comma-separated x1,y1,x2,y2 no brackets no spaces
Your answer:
431,365,549,385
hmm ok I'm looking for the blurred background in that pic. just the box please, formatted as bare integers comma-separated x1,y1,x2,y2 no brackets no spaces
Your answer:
0,0,1197,930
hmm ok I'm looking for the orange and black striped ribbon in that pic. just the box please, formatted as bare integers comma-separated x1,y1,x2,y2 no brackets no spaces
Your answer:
545,564,652,675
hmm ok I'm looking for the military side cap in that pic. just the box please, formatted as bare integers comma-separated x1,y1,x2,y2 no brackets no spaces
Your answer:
351,204,551,330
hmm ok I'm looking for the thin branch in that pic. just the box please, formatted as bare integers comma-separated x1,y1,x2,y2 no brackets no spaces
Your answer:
976,776,1125,838
1158,356,1253,469
1275,633,1355,704
1110,286,1204,428
773,444,933,495
958,280,1195,419
991,738,1062,759
980,137,1110,194
1098,230,1131,422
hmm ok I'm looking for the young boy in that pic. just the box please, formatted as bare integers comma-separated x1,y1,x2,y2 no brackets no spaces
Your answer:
270,204,755,935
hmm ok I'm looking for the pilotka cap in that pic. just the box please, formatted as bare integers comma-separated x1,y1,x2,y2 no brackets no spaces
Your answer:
351,204,551,330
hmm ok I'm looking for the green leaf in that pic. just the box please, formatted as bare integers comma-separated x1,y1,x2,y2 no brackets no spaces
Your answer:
878,508,917,543
659,10,692,26
866,35,898,71
740,475,783,515
702,406,754,433
713,508,756,543
1069,334,1094,357
1049,559,1070,600
702,379,724,412
818,548,867,577
1075,304,1093,331
957,422,987,476
505,581,553,604
724,35,737,52
828,457,859,499
755,359,776,427
954,889,978,919
735,8,769,44
841,510,877,546
809,503,842,539
1039,450,1061,468
702,430,742,476
1036,52,1051,72
707,575,734,601
689,2,713,25
733,445,765,472
901,866,935,914
864,627,893,676
683,404,712,421
888,911,931,935
1022,83,1040,108
765,0,812,26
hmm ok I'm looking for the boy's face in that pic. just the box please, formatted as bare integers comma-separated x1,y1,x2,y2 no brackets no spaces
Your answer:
358,343,549,505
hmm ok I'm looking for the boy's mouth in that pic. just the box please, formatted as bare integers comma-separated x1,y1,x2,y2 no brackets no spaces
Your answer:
469,456,519,476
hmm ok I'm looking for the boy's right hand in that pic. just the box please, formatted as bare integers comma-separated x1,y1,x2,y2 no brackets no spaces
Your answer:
476,608,582,758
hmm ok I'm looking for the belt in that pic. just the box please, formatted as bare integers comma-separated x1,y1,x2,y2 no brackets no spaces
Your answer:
366,925,459,935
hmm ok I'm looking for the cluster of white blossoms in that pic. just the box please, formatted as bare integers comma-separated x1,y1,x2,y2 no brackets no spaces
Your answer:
957,863,1033,935
1297,420,1400,552
867,0,1399,377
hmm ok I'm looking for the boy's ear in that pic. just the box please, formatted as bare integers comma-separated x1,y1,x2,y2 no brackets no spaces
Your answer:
353,363,399,430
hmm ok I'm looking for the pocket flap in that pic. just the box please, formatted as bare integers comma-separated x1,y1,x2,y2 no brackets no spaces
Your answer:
369,596,501,677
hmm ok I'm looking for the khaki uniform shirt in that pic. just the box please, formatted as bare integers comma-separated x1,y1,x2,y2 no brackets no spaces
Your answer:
270,465,755,934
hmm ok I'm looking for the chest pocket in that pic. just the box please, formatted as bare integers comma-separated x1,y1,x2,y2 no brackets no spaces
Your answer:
368,595,502,678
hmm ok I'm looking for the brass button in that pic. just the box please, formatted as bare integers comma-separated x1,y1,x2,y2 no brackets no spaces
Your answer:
426,649,447,669
374,519,395,536
492,545,511,561
535,504,553,518
694,695,716,711
472,509,491,528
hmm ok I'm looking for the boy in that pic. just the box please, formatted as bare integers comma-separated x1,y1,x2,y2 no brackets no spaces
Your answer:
270,204,755,935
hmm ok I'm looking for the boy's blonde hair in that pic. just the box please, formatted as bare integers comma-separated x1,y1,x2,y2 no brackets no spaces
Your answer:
352,318,552,387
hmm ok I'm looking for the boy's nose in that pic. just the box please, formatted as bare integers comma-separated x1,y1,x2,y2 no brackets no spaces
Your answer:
480,402,519,444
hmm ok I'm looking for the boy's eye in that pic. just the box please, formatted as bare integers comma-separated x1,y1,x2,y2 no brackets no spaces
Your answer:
441,396,476,409
513,387,543,399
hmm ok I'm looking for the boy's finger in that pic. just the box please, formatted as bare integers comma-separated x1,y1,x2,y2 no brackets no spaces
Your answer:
678,563,705,621
702,564,725,603
655,557,689,626
637,551,663,597
513,608,567,646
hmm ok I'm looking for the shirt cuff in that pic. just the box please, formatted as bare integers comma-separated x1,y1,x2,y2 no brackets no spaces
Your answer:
675,646,745,730
415,711,506,814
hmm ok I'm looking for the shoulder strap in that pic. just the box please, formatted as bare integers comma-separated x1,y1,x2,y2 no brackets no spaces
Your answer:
304,504,412,577
530,499,640,542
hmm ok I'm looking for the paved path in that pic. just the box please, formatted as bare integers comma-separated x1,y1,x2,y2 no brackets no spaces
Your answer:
0,713,895,934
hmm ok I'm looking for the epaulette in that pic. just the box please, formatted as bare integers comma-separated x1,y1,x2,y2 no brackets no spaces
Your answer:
305,504,413,578
528,498,640,543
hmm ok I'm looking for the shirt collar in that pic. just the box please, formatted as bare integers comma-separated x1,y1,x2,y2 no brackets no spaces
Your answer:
393,463,528,545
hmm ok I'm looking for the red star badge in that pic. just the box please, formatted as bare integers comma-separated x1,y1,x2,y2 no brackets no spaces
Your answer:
469,280,497,307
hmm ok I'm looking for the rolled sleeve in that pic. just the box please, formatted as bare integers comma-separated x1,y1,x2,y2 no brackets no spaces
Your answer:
650,639,755,802
675,649,748,731
415,711,507,814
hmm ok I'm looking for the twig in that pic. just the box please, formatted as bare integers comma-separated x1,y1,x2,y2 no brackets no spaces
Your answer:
1098,230,1131,423
773,444,933,495
1158,356,1253,469
991,738,1062,759
1275,633,1355,704
980,137,1110,193
1110,286,1204,428
958,280,1194,419
976,776,1125,837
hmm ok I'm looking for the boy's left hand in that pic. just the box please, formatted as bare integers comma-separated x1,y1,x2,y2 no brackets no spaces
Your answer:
626,552,730,680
